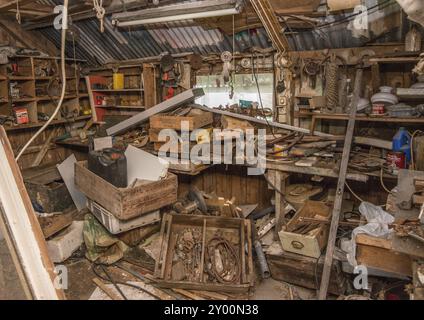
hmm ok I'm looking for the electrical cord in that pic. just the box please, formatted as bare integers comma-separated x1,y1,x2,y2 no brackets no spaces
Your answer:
16,0,69,161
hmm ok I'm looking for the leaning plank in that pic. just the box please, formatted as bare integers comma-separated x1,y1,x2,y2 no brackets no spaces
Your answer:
194,105,333,137
318,68,363,300
0,126,65,300
106,88,205,136
31,128,58,167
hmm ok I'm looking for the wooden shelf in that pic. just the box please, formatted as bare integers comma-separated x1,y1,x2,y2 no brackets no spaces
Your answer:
8,76,34,81
36,95,78,101
91,88,144,92
11,97,35,103
4,115,92,131
369,57,421,64
96,105,145,109
295,112,424,123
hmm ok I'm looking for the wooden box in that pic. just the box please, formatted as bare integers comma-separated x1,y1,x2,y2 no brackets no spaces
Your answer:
154,213,253,293
74,161,177,220
278,200,330,258
150,110,213,131
265,245,347,296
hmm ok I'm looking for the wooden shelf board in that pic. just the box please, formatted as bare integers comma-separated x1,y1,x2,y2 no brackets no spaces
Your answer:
8,76,34,81
91,88,144,92
369,57,421,64
36,95,78,102
11,97,35,103
295,112,424,123
4,115,92,131
96,105,145,109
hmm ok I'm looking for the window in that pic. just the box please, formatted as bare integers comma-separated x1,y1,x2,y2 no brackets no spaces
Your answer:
195,73,274,109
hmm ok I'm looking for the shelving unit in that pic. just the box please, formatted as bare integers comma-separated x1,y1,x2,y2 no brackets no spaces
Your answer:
86,65,151,122
294,54,424,133
0,55,91,128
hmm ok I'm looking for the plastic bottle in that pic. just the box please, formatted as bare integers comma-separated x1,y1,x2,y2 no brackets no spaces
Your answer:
392,127,411,162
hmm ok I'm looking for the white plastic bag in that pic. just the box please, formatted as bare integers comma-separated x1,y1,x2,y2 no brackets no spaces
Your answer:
345,202,394,266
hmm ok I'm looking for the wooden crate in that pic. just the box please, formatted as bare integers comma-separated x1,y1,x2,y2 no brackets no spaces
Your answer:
74,161,177,220
150,111,213,131
278,200,331,258
266,250,347,296
154,213,253,293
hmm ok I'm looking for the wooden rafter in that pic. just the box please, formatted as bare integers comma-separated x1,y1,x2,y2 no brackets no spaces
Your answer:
250,0,291,53
0,17,58,56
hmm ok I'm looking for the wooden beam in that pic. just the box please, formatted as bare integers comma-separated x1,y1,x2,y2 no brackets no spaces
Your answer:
0,0,33,12
250,0,291,53
0,17,58,56
318,68,363,300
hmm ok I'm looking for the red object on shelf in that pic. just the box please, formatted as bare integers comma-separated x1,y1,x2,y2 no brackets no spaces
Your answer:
13,107,29,124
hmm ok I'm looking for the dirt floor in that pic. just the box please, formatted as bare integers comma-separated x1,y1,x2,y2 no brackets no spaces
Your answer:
1,240,316,300
0,240,26,300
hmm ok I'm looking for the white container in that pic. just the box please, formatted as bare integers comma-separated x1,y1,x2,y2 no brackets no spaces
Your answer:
371,86,399,106
47,221,84,263
87,198,160,234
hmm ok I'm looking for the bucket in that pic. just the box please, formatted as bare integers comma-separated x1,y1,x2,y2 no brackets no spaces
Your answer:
113,73,124,90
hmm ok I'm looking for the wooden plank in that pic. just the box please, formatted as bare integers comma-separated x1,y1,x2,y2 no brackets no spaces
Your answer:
92,278,123,300
150,112,213,130
195,105,333,137
356,245,412,277
143,63,157,108
30,128,58,167
106,88,205,136
38,211,73,239
250,0,291,52
319,68,363,300
172,288,205,300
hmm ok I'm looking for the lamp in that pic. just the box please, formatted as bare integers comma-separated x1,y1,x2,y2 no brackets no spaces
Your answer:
112,0,242,27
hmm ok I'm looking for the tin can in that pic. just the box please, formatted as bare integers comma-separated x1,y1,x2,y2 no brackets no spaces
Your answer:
372,103,385,115
386,151,406,173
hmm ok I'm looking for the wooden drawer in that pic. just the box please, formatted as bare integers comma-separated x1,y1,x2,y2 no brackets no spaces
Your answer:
278,200,330,258
75,161,177,220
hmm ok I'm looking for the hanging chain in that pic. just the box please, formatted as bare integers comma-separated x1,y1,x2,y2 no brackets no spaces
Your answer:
93,0,105,33
16,0,21,24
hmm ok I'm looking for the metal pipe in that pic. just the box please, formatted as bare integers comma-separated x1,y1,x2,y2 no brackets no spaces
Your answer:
254,240,271,279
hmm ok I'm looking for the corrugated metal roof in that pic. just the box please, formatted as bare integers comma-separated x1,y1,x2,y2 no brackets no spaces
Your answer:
36,0,404,66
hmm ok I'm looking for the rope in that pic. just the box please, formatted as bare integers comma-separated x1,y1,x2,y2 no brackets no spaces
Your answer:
93,0,106,33
16,0,21,24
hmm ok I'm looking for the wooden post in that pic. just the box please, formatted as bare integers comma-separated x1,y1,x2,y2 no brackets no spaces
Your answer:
274,170,289,240
318,68,363,300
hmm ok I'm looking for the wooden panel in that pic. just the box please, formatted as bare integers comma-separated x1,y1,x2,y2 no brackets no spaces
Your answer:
357,244,412,277
178,165,273,209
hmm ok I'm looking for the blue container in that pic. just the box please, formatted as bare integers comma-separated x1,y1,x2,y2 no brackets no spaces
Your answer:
392,127,411,162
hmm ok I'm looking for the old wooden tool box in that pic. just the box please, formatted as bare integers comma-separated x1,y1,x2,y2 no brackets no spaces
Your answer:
149,110,213,131
23,164,73,213
75,161,177,220
154,213,254,293
265,243,347,296
278,200,331,258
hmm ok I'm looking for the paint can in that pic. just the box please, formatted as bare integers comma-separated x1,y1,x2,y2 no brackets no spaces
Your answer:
113,73,124,90
386,151,406,173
